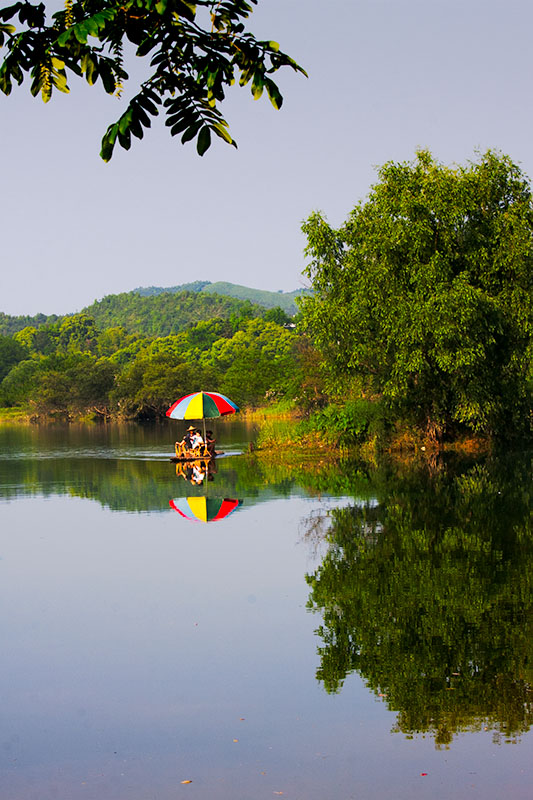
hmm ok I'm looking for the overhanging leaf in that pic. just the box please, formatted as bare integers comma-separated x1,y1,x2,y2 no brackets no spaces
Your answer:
196,124,211,155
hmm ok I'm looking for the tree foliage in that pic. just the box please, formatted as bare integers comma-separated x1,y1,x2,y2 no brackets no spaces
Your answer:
0,311,58,337
0,334,27,381
83,289,263,335
300,151,533,440
306,456,533,746
0,290,273,338
0,310,299,417
0,0,306,159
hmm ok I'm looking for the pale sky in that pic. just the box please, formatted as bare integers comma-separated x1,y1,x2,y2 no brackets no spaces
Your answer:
1,0,532,315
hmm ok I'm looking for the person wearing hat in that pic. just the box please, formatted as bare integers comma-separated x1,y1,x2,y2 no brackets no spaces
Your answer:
175,425,197,457
184,425,196,450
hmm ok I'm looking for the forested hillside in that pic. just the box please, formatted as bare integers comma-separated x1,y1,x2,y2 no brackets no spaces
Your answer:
0,309,304,419
0,281,298,336
133,281,311,314
0,312,59,337
203,282,310,314
0,285,307,421
0,289,290,338
135,281,211,297
82,290,272,336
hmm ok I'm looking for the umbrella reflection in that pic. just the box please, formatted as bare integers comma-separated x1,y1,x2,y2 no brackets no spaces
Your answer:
169,497,242,523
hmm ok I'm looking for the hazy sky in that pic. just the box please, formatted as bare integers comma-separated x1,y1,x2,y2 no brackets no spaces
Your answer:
1,0,532,315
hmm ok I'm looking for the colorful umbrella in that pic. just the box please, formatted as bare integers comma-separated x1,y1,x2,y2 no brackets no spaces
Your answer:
169,497,242,523
166,391,239,421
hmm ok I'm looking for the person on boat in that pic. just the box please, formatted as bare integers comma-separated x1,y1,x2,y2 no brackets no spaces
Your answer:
176,425,197,457
191,429,204,450
184,426,196,449
205,430,216,456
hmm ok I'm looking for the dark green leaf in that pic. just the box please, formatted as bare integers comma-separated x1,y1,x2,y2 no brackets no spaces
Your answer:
100,121,119,161
118,127,131,150
99,61,116,94
264,77,282,110
181,119,202,143
196,124,211,155
137,92,159,115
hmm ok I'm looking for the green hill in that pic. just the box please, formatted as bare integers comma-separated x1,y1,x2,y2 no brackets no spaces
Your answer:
132,281,310,314
0,281,307,338
134,281,211,297
0,292,264,338
82,290,265,336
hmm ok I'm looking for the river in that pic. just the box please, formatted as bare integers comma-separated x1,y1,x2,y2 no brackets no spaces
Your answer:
0,421,532,799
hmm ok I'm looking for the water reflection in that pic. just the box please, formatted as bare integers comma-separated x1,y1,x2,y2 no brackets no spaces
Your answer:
169,496,242,522
3,423,533,798
305,456,533,747
0,422,328,511
174,458,216,485
3,424,533,751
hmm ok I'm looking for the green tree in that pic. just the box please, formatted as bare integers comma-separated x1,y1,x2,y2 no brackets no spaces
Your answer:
0,356,41,406
263,306,291,325
185,318,234,351
13,323,59,355
111,351,217,417
0,349,117,414
202,317,296,405
291,335,329,412
300,151,533,441
67,355,117,413
0,0,305,160
30,369,73,414
13,326,38,351
57,313,100,353
0,335,27,383
97,325,139,357
306,457,533,747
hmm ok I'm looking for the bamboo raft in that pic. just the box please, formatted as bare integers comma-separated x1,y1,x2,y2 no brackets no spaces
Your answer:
170,450,224,463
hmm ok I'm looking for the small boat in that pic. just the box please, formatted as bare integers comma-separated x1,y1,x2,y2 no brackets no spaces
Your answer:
170,450,224,463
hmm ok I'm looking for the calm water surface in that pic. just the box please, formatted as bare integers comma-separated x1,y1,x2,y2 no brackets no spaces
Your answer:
1,422,532,799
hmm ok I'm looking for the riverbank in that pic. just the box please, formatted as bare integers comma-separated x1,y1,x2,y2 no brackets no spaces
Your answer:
251,411,493,458
0,407,107,424
0,407,32,423
0,401,494,456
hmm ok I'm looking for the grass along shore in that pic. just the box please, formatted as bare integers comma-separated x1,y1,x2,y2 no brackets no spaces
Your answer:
0,401,494,457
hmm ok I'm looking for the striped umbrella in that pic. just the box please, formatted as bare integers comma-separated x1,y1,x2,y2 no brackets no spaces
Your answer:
166,391,239,440
169,497,242,523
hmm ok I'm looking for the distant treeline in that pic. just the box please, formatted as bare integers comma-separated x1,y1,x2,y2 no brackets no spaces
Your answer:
0,298,312,418
0,281,311,338
0,311,60,337
0,290,288,338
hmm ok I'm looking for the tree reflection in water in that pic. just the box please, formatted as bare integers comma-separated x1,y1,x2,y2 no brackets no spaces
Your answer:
305,457,533,747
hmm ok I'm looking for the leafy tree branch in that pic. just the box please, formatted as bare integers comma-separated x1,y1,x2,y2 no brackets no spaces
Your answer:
0,0,306,159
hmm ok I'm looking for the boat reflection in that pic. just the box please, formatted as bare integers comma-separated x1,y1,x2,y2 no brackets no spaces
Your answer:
174,458,217,485
169,496,242,523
